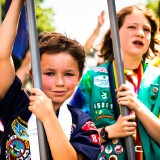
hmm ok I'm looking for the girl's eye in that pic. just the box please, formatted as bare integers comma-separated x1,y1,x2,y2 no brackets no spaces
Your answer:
143,28,151,33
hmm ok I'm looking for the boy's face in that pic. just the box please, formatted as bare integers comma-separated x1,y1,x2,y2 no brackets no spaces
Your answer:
40,52,80,108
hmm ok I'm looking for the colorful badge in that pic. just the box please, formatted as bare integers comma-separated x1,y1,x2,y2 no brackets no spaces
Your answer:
82,121,97,131
94,76,110,88
112,138,119,144
105,145,113,154
109,155,118,160
114,145,124,154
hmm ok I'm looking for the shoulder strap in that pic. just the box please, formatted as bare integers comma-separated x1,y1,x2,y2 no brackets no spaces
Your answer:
138,65,160,160
108,61,120,119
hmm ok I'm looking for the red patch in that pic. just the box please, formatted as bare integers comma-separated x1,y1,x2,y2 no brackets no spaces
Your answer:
82,121,97,131
90,134,100,144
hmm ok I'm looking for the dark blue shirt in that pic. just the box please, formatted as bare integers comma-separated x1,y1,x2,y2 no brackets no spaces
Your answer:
0,76,101,160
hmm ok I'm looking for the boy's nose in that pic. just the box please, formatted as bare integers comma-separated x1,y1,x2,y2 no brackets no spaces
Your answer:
56,76,64,87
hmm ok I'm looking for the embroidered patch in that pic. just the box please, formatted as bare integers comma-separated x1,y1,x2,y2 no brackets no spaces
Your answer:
94,102,113,111
98,154,107,160
93,67,108,73
96,115,115,121
105,145,113,154
100,91,109,100
82,121,97,131
114,145,124,154
90,134,100,144
150,84,159,100
109,155,118,160
12,119,28,141
94,76,110,88
112,138,119,144
101,144,105,152
5,135,30,159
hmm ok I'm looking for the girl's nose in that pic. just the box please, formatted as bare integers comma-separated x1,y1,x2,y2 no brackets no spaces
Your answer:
136,29,144,38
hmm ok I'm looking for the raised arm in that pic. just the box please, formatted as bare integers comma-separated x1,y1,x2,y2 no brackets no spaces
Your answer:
0,0,24,99
84,11,105,54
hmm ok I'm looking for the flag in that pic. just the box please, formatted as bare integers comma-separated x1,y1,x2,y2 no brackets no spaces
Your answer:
5,0,28,61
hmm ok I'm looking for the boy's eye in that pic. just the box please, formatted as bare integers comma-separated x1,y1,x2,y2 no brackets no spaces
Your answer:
128,26,136,29
45,72,55,76
65,73,74,76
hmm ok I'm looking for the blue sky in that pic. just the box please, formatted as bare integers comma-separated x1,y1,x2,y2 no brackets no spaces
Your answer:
43,0,147,45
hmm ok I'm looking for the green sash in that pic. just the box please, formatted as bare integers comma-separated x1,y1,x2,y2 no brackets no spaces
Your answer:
89,62,127,159
137,65,160,160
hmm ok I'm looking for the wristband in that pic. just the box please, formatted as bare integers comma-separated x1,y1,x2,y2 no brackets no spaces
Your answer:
100,127,108,140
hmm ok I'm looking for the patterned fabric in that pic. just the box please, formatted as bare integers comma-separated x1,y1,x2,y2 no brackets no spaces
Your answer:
70,61,160,160
0,76,101,160
70,62,127,159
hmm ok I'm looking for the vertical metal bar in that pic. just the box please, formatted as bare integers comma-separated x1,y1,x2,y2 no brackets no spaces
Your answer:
106,0,136,159
158,0,160,31
0,0,2,25
25,0,49,159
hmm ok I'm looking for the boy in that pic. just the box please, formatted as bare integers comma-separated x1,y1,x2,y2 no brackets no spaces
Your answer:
0,0,100,159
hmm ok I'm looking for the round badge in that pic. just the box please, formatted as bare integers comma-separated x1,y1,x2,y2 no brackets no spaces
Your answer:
9,138,26,158
152,87,158,93
112,138,119,144
105,145,113,154
101,144,105,152
114,145,124,154
109,155,118,160
99,155,107,160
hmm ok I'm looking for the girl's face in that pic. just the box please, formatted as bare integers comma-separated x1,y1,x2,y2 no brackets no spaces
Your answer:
119,10,151,58
40,52,80,108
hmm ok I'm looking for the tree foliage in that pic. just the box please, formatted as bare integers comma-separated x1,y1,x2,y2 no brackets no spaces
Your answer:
35,0,56,33
146,0,160,18
1,0,56,33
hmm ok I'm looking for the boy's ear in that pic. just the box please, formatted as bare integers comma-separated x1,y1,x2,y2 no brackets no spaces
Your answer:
29,69,32,79
110,33,112,39
78,74,82,82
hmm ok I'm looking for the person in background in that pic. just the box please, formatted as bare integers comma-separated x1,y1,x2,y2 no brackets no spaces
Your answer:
16,50,32,91
70,5,160,160
0,0,101,159
84,11,105,68
84,10,105,55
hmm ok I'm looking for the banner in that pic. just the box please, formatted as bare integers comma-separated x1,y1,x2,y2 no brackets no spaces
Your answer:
5,0,28,61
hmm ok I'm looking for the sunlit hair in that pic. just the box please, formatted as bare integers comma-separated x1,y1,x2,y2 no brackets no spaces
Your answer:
99,5,160,61
38,32,86,77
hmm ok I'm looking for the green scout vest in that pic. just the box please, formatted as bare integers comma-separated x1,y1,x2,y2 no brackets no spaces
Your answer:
88,61,160,160
88,62,126,160
137,64,160,160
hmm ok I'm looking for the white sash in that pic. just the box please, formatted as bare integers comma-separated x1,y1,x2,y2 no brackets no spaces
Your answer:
28,101,72,160
28,114,40,160
58,101,72,140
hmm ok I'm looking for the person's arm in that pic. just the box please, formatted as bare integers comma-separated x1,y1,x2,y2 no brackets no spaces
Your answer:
133,101,160,144
71,71,136,144
0,0,25,100
117,84,160,144
16,50,31,88
97,114,136,144
28,88,83,160
84,11,105,54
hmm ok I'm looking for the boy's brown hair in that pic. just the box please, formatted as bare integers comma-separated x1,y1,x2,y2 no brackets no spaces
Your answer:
39,32,86,77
